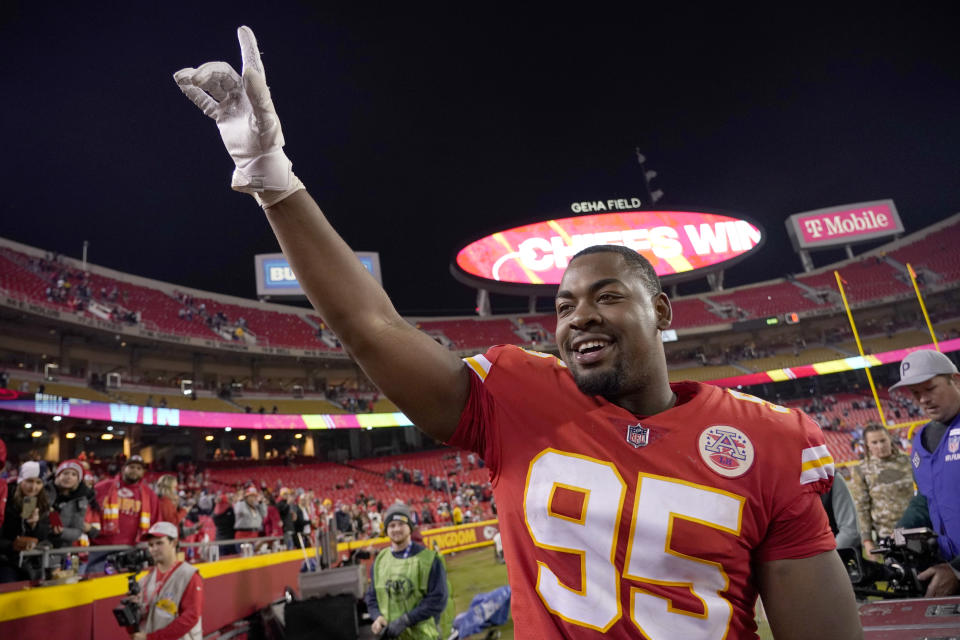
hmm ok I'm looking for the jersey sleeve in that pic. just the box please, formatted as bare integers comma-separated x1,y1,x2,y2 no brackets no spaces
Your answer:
446,349,502,479
797,414,835,496
755,412,837,562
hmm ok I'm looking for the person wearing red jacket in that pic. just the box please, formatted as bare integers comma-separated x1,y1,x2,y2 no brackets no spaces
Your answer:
95,455,159,545
88,455,159,574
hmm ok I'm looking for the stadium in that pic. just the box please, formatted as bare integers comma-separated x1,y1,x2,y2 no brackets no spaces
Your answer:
3,6,960,640
2,203,959,639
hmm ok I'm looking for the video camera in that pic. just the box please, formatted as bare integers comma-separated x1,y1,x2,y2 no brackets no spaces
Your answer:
108,546,152,573
107,547,153,629
840,527,942,599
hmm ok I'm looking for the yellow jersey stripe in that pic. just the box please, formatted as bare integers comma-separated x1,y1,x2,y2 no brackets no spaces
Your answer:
463,354,492,381
800,456,834,473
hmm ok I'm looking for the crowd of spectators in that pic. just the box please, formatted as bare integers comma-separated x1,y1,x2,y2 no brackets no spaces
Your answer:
174,291,247,341
0,439,494,586
21,252,141,324
326,378,381,413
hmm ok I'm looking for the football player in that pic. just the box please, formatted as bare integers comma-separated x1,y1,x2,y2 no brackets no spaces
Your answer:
173,26,862,639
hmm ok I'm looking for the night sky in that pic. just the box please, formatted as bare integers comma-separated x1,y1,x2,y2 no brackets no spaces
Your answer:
2,4,958,316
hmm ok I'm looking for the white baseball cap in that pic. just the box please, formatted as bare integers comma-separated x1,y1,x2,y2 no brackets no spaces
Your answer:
142,521,179,541
890,349,959,390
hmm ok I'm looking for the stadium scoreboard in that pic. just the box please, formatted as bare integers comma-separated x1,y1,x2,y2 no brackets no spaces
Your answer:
451,205,765,295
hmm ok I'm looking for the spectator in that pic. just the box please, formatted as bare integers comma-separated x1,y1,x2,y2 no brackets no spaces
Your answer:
156,474,182,524
334,503,353,539
47,459,100,547
0,462,52,582
94,455,158,544
233,486,266,540
90,455,159,573
277,488,297,548
212,491,237,554
292,494,310,546
263,490,283,540
421,507,434,525
197,489,214,515
849,425,914,554
156,474,200,542
367,501,383,537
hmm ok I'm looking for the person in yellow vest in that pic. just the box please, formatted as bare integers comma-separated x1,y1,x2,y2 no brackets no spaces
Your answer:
365,504,448,639
131,521,204,640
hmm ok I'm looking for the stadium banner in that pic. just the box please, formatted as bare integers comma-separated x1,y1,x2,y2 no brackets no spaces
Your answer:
2,339,956,429
785,199,903,252
254,251,382,298
0,389,412,430
338,519,500,556
709,337,960,388
452,208,764,293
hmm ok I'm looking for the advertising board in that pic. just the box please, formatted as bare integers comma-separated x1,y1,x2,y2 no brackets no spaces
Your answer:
255,252,382,298
785,199,902,251
0,390,412,429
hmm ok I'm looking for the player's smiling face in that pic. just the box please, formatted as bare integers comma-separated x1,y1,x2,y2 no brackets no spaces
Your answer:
555,252,671,406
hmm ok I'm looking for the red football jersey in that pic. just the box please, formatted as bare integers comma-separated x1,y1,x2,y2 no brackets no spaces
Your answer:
449,345,835,639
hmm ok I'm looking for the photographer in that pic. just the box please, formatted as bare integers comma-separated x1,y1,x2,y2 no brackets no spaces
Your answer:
132,521,204,640
890,349,960,596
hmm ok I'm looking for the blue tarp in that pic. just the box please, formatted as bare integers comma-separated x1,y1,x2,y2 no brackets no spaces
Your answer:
452,586,511,637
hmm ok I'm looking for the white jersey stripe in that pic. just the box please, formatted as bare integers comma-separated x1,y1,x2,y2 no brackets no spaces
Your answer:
463,354,492,381
800,463,835,485
800,444,831,463
800,445,835,484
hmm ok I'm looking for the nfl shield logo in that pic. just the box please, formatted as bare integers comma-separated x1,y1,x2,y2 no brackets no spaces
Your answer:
949,434,960,454
626,424,649,448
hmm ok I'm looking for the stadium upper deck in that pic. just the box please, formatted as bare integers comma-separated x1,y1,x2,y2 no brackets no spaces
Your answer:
1,213,958,356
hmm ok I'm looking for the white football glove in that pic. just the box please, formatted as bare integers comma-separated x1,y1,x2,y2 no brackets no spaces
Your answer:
174,26,304,207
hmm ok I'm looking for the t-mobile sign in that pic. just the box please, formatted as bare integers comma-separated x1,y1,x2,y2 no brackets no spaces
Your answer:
785,200,903,251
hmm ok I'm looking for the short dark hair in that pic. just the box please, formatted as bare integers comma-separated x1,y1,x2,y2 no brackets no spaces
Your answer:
569,245,662,297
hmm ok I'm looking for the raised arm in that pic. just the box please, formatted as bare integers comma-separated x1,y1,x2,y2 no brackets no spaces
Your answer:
173,27,468,441
264,191,469,439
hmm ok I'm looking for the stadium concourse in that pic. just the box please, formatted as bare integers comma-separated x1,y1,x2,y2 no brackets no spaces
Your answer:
0,212,959,638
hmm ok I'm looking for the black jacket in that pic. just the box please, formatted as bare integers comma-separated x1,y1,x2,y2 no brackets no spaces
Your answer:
0,483,52,580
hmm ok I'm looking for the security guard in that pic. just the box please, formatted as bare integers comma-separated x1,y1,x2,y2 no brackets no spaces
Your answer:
365,504,447,639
